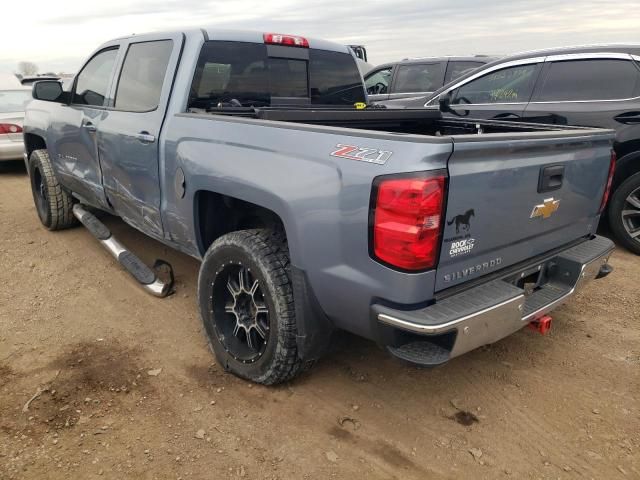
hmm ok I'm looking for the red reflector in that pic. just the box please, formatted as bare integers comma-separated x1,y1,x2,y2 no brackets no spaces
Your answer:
263,32,309,48
0,123,22,135
372,174,446,271
599,150,616,214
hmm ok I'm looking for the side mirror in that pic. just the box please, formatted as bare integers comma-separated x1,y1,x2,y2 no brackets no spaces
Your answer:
32,80,66,103
438,91,452,113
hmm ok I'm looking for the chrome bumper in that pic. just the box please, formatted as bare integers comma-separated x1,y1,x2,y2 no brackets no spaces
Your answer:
375,235,614,363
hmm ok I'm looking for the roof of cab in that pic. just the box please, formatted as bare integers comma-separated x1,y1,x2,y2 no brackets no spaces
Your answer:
110,28,351,54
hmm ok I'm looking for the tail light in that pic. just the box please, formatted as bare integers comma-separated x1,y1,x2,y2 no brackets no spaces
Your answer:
599,150,616,214
371,173,447,271
263,33,309,48
0,123,22,135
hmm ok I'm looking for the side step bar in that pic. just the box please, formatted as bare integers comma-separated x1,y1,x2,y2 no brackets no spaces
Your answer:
72,204,173,298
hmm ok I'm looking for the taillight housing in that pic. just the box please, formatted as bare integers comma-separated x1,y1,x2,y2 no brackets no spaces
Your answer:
263,33,309,48
0,123,22,135
371,172,447,271
599,150,616,214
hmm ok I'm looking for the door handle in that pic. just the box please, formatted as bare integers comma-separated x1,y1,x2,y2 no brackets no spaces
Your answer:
136,131,156,144
538,165,564,193
614,112,640,124
82,121,97,132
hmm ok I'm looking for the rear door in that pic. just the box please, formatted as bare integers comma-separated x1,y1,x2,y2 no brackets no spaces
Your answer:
97,34,182,238
523,54,640,137
435,131,613,291
437,59,543,121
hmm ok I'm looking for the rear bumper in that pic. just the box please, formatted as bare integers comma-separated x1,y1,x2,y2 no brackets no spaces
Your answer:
373,235,614,365
0,141,24,161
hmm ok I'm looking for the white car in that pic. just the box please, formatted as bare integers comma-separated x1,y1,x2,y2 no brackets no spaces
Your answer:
0,87,32,162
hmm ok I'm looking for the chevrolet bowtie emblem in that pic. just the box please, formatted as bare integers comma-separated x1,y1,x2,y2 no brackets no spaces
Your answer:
530,198,561,219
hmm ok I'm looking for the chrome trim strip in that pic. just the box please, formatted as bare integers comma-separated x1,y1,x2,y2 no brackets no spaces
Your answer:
378,294,525,334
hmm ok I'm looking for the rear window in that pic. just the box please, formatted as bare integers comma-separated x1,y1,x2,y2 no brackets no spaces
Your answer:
189,41,365,108
537,59,640,102
0,90,32,113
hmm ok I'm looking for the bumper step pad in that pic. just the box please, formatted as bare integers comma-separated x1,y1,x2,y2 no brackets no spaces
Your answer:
387,341,450,366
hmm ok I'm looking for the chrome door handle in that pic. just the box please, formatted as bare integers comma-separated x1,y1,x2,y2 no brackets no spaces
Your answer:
136,132,155,143
82,122,97,132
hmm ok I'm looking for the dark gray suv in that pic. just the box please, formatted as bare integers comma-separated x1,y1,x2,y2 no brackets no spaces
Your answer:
364,56,497,107
423,45,640,254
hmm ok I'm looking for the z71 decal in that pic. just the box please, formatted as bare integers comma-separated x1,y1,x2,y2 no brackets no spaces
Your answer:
330,144,392,165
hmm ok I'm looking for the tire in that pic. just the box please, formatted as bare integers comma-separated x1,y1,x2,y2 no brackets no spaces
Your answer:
28,149,77,230
608,171,640,255
197,229,307,385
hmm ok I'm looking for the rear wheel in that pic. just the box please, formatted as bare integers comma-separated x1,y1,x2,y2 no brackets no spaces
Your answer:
197,229,307,385
28,149,76,230
608,172,640,255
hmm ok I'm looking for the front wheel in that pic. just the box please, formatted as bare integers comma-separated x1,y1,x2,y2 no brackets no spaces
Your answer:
28,149,77,230
197,229,307,385
608,171,640,255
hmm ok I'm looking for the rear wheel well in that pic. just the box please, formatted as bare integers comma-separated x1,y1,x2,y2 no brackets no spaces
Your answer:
613,149,640,191
195,191,286,255
24,133,47,159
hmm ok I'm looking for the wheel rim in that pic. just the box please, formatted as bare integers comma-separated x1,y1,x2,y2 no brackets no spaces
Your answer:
32,166,48,219
621,186,640,242
211,263,270,363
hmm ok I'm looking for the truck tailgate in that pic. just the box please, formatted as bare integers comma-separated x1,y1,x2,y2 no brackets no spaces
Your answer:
435,131,613,292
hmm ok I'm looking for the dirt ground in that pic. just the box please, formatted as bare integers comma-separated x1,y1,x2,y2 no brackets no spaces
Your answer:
0,161,638,480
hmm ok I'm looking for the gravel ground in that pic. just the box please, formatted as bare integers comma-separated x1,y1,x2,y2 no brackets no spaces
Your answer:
0,161,638,479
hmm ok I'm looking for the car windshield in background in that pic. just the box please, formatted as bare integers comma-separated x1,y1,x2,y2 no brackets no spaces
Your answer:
189,41,365,108
0,90,32,113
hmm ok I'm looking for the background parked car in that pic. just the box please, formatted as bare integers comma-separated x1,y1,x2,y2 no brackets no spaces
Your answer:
20,75,60,86
0,73,22,89
422,44,640,254
364,56,497,107
0,86,32,162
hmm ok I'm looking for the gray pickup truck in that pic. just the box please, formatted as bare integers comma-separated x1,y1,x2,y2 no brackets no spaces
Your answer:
23,28,616,385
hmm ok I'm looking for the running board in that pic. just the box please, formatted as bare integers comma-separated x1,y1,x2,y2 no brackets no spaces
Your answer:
72,204,173,298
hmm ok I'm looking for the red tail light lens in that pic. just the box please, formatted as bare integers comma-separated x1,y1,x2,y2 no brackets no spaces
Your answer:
0,123,22,135
372,174,446,271
263,33,309,48
599,150,616,214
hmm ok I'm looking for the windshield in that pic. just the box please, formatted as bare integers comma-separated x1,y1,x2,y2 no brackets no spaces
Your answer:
0,90,32,113
189,41,366,108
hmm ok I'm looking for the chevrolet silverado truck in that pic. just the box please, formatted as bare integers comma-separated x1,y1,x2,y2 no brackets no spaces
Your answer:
23,28,616,385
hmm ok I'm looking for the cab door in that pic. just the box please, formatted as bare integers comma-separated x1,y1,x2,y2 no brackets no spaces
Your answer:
364,66,394,102
50,46,120,209
96,33,182,238
435,60,543,121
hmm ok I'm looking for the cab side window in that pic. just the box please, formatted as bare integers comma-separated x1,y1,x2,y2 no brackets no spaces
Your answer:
451,64,538,105
114,40,174,112
536,59,640,102
364,67,392,95
73,48,119,107
393,63,445,93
